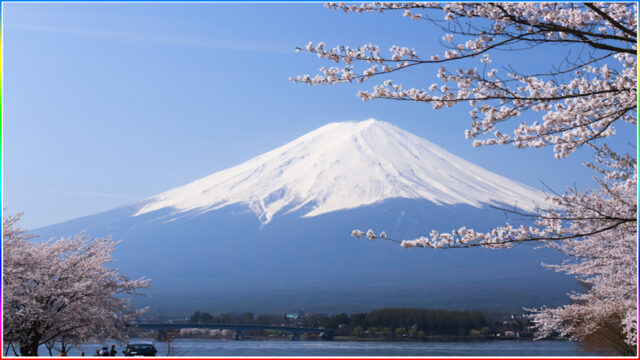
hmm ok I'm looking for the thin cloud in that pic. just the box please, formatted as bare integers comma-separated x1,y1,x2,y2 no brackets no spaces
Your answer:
5,23,296,54
40,189,142,201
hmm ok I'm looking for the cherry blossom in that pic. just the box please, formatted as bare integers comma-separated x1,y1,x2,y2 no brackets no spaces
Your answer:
353,144,637,353
293,2,637,159
305,2,638,354
2,213,151,356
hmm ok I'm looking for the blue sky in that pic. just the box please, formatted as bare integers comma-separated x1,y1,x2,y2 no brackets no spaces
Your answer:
3,3,636,229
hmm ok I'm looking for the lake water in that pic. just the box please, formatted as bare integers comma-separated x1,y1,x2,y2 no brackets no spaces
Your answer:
30,338,597,357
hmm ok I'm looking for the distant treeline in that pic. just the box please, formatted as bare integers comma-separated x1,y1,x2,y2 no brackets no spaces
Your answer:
186,308,493,338
304,308,490,337
188,311,281,325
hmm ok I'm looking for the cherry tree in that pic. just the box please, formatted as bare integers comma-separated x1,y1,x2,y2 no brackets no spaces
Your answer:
354,144,637,353
294,2,637,354
2,213,151,356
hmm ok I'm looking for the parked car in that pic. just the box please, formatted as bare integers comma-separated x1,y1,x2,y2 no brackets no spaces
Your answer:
123,343,158,356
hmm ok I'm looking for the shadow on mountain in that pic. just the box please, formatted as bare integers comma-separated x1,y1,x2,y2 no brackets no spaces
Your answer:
36,198,577,316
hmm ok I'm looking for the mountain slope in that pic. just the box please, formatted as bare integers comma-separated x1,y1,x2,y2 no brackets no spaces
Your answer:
36,119,572,316
135,119,546,224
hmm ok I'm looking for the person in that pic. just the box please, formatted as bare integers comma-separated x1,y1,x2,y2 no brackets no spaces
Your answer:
109,345,117,356
80,351,85,357
99,346,109,356
95,349,101,356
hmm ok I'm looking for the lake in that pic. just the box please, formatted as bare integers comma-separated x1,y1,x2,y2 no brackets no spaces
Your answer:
29,338,597,357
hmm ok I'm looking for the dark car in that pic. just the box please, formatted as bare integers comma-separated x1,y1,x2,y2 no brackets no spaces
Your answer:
123,343,158,356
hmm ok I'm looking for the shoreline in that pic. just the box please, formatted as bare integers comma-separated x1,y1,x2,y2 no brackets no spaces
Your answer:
166,335,568,343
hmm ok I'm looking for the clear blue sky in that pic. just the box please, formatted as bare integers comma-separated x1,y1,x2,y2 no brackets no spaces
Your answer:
3,3,636,229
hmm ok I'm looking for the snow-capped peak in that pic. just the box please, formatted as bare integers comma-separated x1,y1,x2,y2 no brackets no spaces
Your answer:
134,119,547,223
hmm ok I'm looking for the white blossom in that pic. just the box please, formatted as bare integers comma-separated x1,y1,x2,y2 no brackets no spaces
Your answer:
366,229,376,240
351,229,364,238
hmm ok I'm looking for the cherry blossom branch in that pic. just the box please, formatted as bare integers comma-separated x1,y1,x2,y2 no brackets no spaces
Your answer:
352,216,634,249
349,146,638,347
294,2,637,159
295,2,637,351
583,3,637,39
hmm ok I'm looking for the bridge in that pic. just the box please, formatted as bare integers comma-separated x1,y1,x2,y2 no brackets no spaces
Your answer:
137,323,335,341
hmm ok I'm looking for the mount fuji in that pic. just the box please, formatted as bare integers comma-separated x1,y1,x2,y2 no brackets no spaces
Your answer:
37,119,575,316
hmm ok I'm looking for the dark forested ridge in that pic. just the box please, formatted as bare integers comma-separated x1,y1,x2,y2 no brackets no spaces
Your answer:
304,308,490,337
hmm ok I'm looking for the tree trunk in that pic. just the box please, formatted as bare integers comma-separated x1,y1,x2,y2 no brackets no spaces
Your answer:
19,339,40,356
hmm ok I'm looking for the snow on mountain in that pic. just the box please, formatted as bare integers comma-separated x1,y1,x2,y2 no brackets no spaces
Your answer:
135,119,547,224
